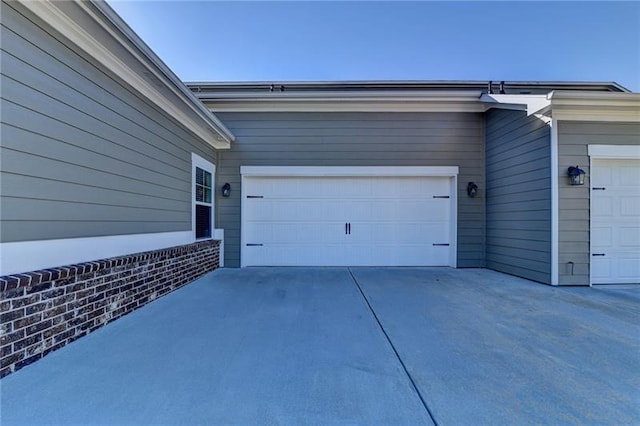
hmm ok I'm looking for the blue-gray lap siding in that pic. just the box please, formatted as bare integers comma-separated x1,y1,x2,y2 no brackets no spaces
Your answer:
485,109,552,284
557,121,640,285
214,111,485,268
0,1,216,243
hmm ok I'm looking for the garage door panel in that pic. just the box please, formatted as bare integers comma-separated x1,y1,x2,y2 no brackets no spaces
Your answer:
591,258,611,279
592,197,614,216
617,165,640,184
591,227,613,247
272,200,324,221
242,173,455,267
396,200,450,221
246,222,347,245
271,222,347,245
621,197,640,216
331,178,375,198
619,258,640,278
347,200,449,222
364,222,448,244
247,244,350,266
244,222,274,243
273,244,346,266
381,244,449,266
247,200,349,222
347,244,449,266
619,227,640,247
591,158,640,284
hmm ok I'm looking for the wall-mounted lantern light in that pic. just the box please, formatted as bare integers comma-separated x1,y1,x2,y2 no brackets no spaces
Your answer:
221,182,231,197
567,166,586,186
467,182,478,197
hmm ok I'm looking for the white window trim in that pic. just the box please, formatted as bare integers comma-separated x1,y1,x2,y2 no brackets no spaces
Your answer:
240,166,459,268
192,153,216,241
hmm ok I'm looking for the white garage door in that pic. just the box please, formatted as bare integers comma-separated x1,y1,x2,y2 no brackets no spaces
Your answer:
591,159,640,284
241,167,457,267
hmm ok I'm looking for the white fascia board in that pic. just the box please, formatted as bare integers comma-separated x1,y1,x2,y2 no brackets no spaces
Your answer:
205,100,485,113
547,91,640,122
199,90,486,113
89,1,235,145
0,231,194,276
588,145,640,159
203,90,483,100
480,94,551,116
549,108,640,122
550,91,640,101
240,166,459,177
18,0,234,149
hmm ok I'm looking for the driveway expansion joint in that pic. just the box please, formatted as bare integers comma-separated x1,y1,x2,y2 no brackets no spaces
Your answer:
347,267,439,426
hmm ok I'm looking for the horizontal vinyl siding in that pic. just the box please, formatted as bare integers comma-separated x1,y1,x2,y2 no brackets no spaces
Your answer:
485,109,551,284
0,2,216,242
558,121,640,285
215,111,485,268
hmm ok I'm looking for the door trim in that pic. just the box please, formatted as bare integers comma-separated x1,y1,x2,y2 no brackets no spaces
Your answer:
588,145,640,159
240,166,459,267
240,166,459,177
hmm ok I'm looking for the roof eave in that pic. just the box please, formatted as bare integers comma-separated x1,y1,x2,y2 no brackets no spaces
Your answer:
545,91,640,122
18,0,234,149
197,90,488,113
88,0,235,146
188,80,629,93
480,94,551,115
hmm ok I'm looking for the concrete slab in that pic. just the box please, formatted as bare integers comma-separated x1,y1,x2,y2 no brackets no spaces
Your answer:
351,267,640,425
0,268,433,425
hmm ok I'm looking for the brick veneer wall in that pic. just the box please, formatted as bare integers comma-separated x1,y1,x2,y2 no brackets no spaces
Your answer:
0,239,220,378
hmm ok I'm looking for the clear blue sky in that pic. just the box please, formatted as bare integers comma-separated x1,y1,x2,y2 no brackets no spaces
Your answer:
108,1,640,91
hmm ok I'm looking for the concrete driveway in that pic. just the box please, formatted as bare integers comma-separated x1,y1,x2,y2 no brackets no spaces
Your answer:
1,268,638,425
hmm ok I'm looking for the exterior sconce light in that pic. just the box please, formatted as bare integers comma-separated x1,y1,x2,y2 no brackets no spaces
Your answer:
567,166,586,186
467,182,478,197
221,182,231,197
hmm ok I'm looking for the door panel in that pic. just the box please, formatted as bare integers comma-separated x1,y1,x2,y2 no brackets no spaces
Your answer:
242,175,454,266
591,159,640,284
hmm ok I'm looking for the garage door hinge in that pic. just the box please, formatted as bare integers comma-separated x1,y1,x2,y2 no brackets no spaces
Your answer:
433,243,450,246
246,195,264,198
592,253,605,256
433,195,450,199
246,243,264,246
592,187,606,191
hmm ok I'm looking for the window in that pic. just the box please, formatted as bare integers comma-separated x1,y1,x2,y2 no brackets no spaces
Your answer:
192,154,215,240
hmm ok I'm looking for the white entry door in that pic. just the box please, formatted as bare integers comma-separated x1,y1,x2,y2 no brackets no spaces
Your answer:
590,159,640,284
241,168,457,267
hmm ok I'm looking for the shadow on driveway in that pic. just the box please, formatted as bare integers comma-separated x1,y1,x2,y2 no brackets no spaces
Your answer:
1,267,638,425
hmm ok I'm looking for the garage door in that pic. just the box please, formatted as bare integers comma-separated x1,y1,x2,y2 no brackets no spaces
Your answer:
241,167,457,267
591,159,640,284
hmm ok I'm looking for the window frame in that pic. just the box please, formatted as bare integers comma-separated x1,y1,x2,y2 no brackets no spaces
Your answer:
191,153,215,241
